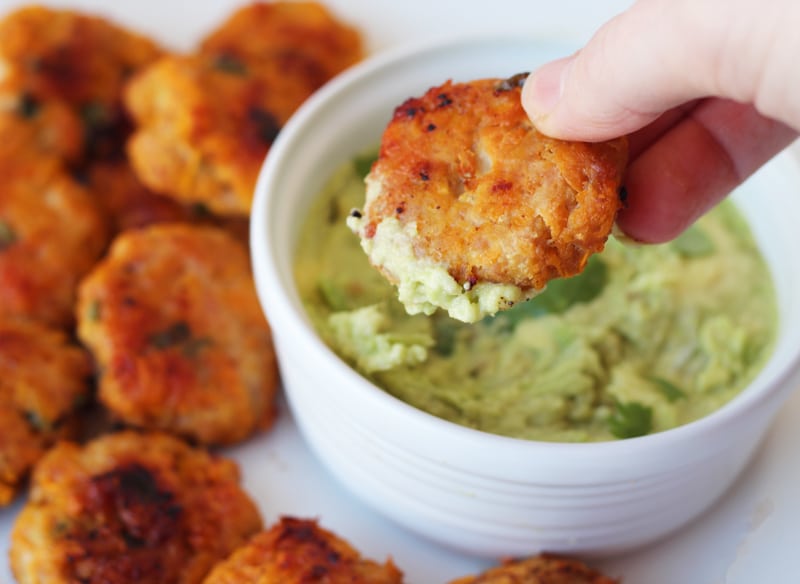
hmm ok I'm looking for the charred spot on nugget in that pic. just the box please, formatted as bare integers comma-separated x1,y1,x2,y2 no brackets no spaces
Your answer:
0,318,92,506
347,76,628,323
203,516,403,584
76,224,279,445
9,431,262,584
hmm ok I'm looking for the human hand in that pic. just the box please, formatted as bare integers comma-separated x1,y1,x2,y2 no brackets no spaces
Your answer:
521,0,799,243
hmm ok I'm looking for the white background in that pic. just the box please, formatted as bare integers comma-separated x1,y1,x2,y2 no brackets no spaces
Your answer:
1,1,799,582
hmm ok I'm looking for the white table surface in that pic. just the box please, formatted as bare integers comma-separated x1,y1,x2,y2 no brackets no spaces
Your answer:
1,1,799,582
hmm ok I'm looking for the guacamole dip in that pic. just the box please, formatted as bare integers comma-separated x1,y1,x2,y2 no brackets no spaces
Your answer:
294,154,777,442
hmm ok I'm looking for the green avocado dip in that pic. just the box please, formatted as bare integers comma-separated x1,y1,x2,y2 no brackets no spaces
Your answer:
293,153,777,442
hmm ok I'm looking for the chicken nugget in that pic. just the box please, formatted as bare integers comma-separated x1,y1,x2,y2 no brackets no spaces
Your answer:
0,5,163,160
0,154,108,328
202,516,403,584
449,554,617,584
9,430,262,584
199,1,363,81
125,52,323,215
0,318,92,506
347,75,627,323
76,224,278,445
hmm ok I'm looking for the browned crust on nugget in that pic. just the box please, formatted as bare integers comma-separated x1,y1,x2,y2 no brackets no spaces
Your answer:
76,224,278,445
203,516,404,584
199,1,363,81
361,77,627,291
449,554,618,584
9,431,262,584
0,318,92,505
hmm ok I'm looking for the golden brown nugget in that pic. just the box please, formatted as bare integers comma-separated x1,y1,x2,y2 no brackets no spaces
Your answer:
449,554,618,584
0,92,84,162
0,5,163,160
9,431,262,584
199,1,363,81
348,76,628,323
125,52,324,215
76,224,278,445
0,154,108,328
0,318,92,506
202,516,404,584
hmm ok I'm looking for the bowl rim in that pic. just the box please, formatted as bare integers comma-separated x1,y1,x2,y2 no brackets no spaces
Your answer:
251,34,800,461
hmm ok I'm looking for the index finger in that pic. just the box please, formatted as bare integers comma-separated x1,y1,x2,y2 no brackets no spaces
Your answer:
617,98,797,242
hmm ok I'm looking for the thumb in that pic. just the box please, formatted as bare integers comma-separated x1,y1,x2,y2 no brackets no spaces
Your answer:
521,0,799,141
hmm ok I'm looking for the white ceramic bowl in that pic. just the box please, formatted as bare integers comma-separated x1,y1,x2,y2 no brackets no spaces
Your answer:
251,36,800,558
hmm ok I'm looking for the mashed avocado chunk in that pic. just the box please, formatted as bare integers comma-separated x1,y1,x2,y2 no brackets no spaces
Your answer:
347,210,534,323
294,154,777,442
327,303,432,373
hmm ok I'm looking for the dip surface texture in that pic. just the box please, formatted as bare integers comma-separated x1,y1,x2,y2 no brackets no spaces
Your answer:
294,157,777,442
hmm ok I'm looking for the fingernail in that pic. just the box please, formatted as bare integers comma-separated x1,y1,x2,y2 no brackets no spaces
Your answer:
522,56,573,119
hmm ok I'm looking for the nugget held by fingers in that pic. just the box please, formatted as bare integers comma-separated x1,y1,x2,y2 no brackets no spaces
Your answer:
348,75,627,323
